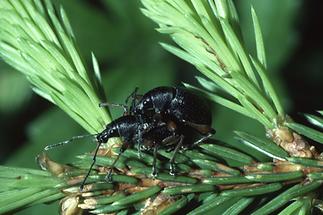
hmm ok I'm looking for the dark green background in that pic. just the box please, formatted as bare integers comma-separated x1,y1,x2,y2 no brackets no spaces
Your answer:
0,0,322,214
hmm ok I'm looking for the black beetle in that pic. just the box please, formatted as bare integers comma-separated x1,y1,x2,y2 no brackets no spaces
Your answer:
97,86,216,175
45,86,215,190
126,86,216,145
45,114,183,190
94,115,184,181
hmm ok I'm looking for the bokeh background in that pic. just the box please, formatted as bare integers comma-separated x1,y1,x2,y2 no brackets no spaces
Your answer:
0,0,322,214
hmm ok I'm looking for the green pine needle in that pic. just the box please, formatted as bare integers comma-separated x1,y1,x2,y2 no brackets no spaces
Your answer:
141,0,285,129
286,122,323,144
0,166,64,214
0,0,111,133
304,113,323,129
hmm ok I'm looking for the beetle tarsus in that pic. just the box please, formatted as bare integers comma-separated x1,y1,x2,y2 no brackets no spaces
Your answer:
193,132,214,146
105,169,113,183
169,135,184,176
151,144,159,178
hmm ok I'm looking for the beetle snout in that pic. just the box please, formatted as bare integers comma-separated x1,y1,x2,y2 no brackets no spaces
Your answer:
96,131,108,143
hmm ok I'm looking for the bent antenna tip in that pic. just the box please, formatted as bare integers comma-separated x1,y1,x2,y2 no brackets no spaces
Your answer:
44,146,50,151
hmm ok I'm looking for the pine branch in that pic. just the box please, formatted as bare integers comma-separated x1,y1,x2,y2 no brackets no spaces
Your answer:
0,0,111,133
140,0,322,158
2,140,322,214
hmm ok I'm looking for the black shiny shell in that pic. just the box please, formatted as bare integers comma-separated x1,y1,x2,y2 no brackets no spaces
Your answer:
135,86,212,127
169,88,212,125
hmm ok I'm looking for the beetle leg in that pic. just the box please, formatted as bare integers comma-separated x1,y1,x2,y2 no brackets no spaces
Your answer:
80,141,102,191
136,123,155,158
136,126,143,158
184,121,216,135
193,132,214,146
105,142,129,183
161,134,180,148
125,87,139,104
151,143,159,178
169,135,184,175
165,146,175,152
130,94,142,110
125,87,143,112
137,140,142,159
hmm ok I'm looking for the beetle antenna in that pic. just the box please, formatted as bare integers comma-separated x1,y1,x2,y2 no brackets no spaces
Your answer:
99,102,128,113
44,134,97,151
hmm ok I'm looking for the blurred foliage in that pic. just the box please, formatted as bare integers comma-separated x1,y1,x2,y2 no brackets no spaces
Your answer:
0,65,31,114
237,0,301,112
0,0,322,214
237,0,301,73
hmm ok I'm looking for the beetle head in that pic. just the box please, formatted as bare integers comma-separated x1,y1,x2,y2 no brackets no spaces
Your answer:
134,97,153,114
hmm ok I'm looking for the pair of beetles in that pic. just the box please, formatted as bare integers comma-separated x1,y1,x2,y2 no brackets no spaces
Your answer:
46,86,215,190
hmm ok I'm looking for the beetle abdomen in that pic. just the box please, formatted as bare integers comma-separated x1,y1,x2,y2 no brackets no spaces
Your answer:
169,88,212,126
